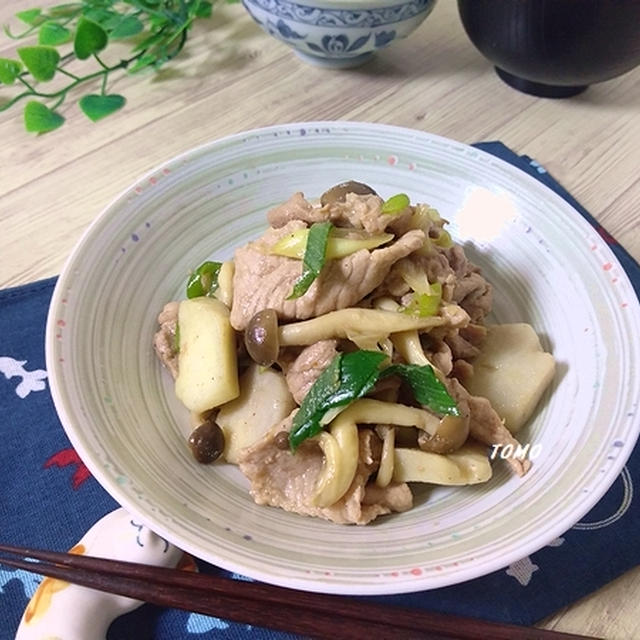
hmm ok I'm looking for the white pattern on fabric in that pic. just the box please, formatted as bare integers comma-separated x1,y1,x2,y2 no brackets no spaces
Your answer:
547,537,565,547
0,357,47,398
505,557,539,586
0,569,41,598
573,467,633,530
505,538,565,585
186,613,231,632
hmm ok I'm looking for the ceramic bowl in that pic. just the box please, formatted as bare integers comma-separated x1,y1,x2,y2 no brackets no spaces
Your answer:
457,0,640,98
242,0,438,68
46,122,640,595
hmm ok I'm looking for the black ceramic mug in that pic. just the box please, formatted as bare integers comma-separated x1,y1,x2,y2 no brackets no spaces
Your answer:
457,0,640,97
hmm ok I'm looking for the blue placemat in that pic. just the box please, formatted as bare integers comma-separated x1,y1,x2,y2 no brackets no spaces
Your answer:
1,142,639,639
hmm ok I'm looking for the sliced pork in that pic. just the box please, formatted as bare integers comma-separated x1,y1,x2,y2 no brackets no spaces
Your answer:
238,413,412,525
282,340,338,404
153,301,179,379
267,191,413,235
230,223,425,330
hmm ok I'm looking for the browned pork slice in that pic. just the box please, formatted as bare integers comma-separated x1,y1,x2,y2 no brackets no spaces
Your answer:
230,222,425,330
444,245,492,323
362,483,413,512
445,332,481,362
423,337,454,376
267,192,326,228
238,414,413,525
153,301,179,379
422,323,486,382
325,192,414,235
371,252,455,300
267,191,414,235
467,394,531,476
444,378,530,476
282,340,338,404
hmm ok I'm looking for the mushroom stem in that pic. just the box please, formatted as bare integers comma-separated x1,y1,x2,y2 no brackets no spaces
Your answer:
278,308,449,347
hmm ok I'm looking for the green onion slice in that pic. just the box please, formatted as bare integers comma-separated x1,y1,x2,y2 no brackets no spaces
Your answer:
289,350,387,450
380,363,460,417
401,283,442,317
289,350,460,450
287,221,332,300
381,193,410,215
186,261,222,298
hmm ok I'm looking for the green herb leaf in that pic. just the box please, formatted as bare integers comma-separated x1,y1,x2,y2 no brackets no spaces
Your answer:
381,193,410,215
16,9,43,26
0,58,22,85
110,15,144,39
127,53,156,73
381,364,460,416
38,21,72,46
74,17,108,60
83,8,119,28
132,30,167,53
289,350,387,450
5,0,214,132
186,261,223,298
193,1,213,18
49,4,83,20
287,221,332,299
24,100,64,133
17,45,60,81
79,93,125,122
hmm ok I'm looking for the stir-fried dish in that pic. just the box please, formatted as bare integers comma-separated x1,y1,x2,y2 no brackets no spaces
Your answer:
154,181,555,525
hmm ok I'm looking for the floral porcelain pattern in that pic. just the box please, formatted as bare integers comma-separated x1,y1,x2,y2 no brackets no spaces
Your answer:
242,0,437,65
244,0,433,27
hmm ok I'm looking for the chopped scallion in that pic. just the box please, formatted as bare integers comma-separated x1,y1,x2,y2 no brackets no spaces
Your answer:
381,193,410,215
287,221,332,299
186,261,222,298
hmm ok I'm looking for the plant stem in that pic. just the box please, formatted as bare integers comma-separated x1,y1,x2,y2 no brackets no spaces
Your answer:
58,68,80,81
51,93,66,110
94,53,110,71
0,54,141,113
17,76,37,93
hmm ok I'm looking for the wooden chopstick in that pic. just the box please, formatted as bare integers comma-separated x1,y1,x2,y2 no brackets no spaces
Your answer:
0,543,599,640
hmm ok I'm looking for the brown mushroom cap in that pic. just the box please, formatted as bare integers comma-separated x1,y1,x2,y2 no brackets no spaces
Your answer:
244,308,279,367
320,180,377,206
189,419,225,464
417,414,470,454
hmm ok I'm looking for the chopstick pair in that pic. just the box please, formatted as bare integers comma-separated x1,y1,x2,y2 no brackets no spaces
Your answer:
0,543,598,640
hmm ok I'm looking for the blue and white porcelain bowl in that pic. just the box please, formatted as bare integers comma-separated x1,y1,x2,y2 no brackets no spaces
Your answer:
242,0,438,68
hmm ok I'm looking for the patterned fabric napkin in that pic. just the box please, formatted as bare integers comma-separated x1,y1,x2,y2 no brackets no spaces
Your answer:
1,142,638,639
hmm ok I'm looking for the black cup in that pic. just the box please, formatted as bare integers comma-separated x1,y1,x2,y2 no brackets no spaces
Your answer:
457,0,640,98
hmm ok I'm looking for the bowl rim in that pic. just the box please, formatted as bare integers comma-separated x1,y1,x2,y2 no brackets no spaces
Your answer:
243,0,437,13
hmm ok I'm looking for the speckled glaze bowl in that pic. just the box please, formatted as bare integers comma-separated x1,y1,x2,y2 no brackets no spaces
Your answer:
46,122,640,596
242,0,438,68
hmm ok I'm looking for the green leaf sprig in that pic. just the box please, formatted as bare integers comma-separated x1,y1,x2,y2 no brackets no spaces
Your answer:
0,0,233,133
288,350,460,450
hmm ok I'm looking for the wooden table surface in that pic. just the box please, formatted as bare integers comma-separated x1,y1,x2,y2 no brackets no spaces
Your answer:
1,1,638,638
